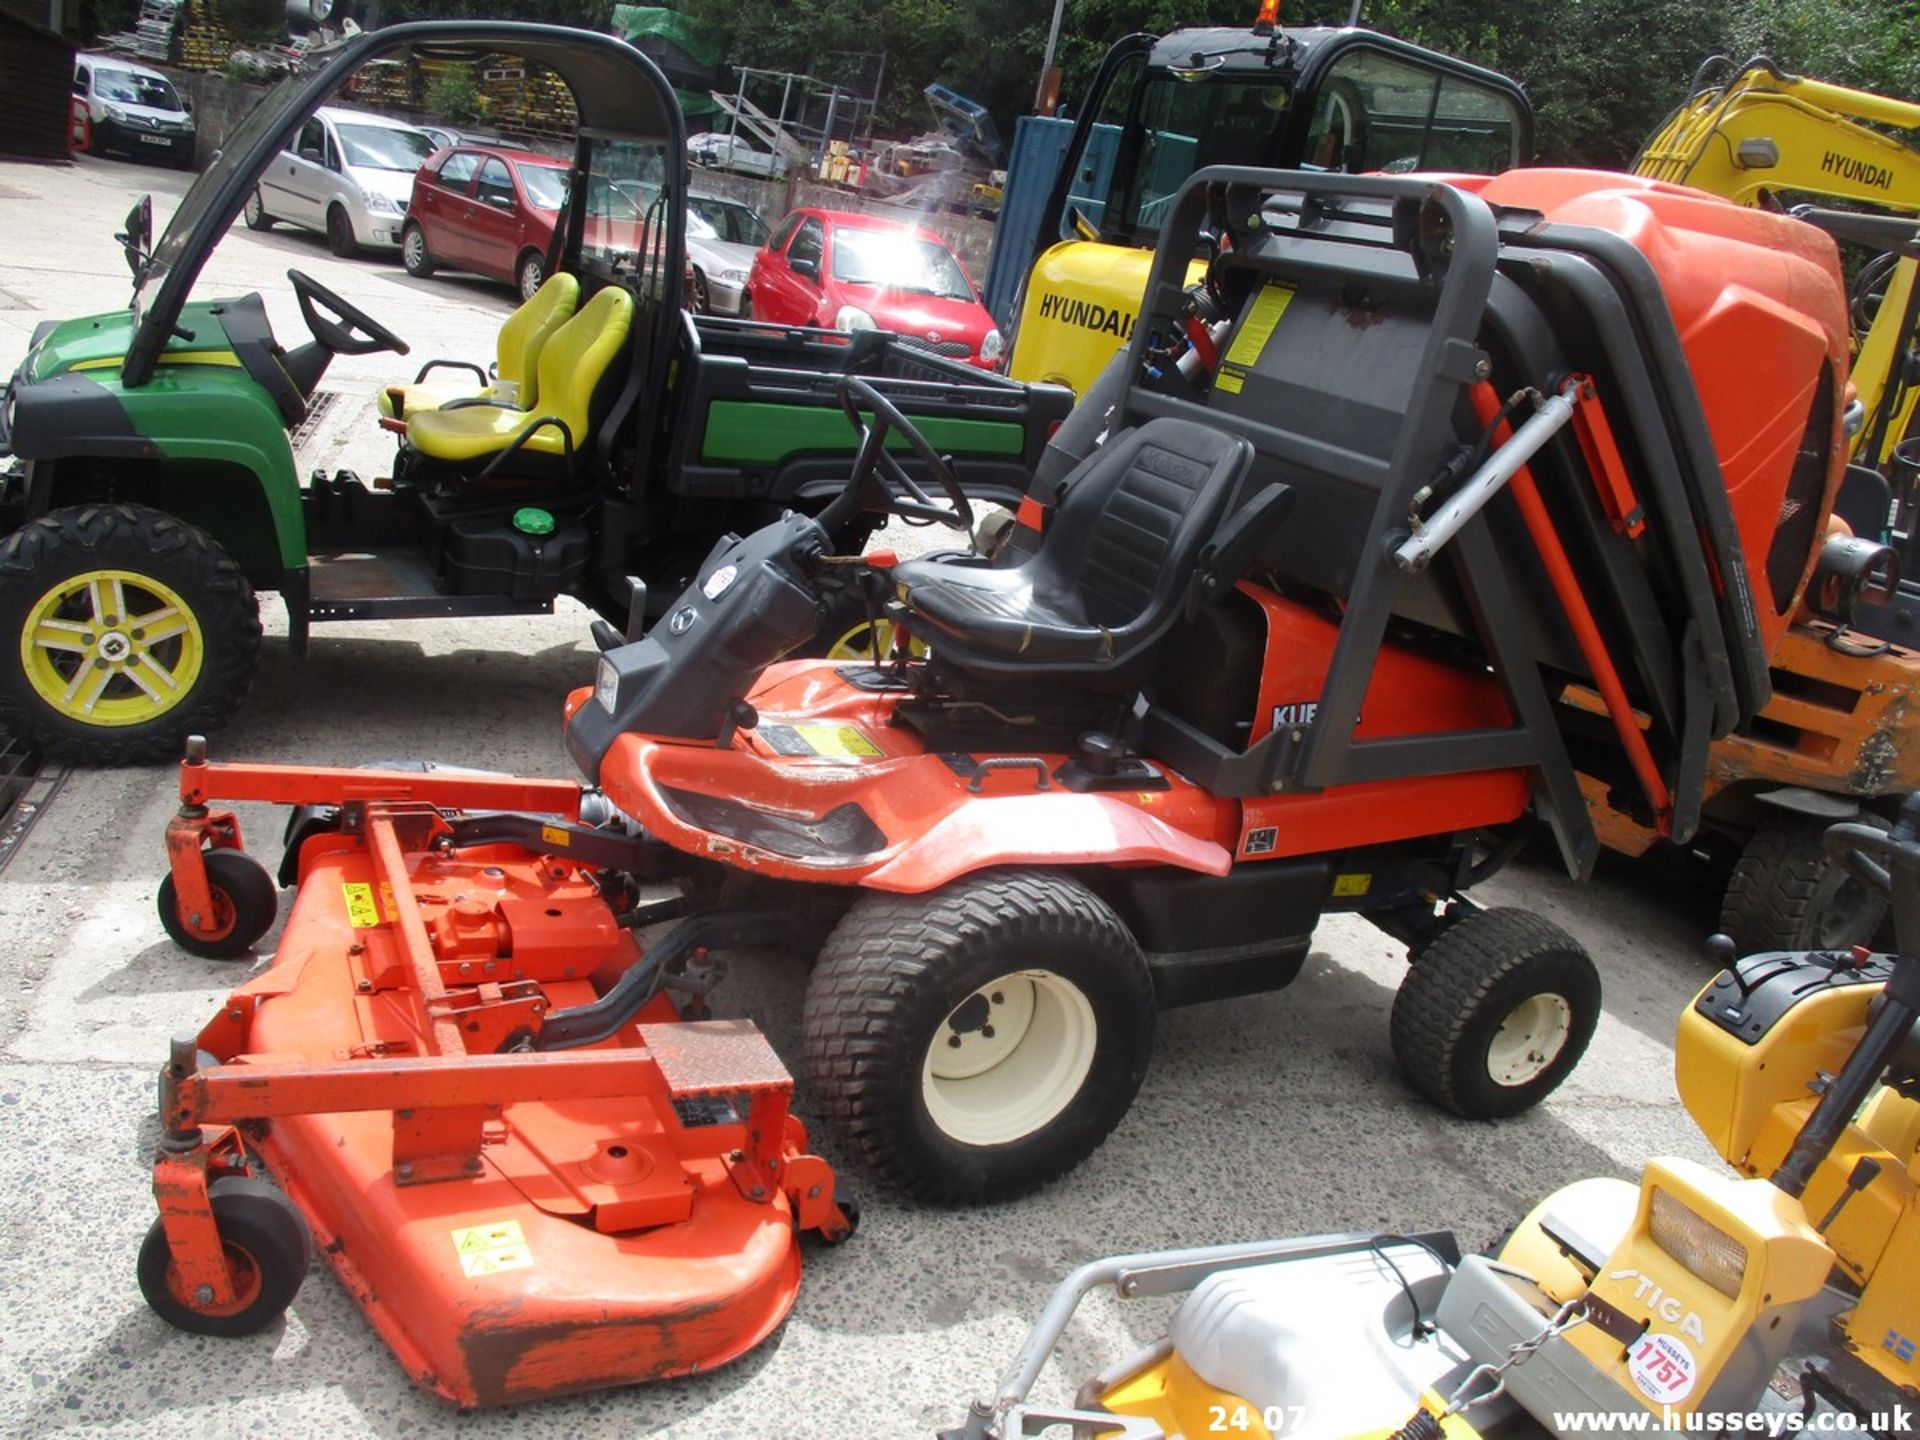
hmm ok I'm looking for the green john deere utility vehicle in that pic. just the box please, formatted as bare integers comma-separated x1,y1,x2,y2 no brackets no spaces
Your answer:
0,21,1068,764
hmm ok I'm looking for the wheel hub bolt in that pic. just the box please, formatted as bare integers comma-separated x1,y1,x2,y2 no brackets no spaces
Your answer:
947,1034,962,1048
194,1283,215,1305
981,1024,995,1039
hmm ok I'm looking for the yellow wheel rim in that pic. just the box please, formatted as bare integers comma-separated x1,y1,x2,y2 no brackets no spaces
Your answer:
20,569,205,727
826,618,928,662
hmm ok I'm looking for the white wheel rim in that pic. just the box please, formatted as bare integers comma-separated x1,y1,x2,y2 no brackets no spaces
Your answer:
920,970,1097,1146
1487,993,1574,1086
521,262,541,299
404,230,423,266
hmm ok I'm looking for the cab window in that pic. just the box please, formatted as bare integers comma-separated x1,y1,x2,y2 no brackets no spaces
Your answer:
73,65,90,96
767,212,803,252
1303,49,1523,175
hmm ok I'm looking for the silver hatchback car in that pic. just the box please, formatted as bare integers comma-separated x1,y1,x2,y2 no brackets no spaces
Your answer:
243,105,435,257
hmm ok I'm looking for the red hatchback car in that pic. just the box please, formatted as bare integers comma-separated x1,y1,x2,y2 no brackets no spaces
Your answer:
402,144,638,300
745,208,1002,369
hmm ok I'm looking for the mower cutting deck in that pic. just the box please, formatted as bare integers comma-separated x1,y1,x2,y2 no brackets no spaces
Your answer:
140,744,853,1407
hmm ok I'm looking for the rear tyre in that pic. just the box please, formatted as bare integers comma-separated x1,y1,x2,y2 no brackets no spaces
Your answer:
242,189,272,230
138,1177,311,1337
738,294,754,322
157,849,279,959
516,250,546,302
1719,813,1889,953
691,267,711,314
803,870,1155,1204
325,205,357,258
1390,907,1599,1119
400,221,434,278
0,504,262,765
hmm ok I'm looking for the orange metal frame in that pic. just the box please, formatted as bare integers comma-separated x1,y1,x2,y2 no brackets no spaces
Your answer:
152,745,849,1403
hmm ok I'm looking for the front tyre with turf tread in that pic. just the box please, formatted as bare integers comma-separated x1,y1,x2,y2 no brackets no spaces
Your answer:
1390,907,1599,1119
156,849,279,959
0,504,261,765
1719,813,1890,953
138,1176,311,1336
802,870,1156,1204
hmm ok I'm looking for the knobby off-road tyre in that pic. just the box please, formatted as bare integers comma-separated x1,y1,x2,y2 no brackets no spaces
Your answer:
1390,907,1600,1119
802,870,1156,1204
0,504,262,764
138,1177,312,1337
1719,813,1890,953
157,849,279,960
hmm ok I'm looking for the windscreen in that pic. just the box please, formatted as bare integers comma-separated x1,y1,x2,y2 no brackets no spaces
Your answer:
832,228,973,299
96,69,183,111
336,122,433,171
578,136,672,290
1081,46,1524,246
136,72,312,322
520,164,569,211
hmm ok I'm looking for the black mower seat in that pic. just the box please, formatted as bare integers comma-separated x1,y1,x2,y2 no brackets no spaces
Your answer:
894,417,1255,680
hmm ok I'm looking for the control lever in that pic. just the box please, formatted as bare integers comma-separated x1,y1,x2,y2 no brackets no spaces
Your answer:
1816,1156,1884,1231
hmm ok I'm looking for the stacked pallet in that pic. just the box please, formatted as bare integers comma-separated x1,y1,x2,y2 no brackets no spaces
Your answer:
477,58,578,145
97,0,187,63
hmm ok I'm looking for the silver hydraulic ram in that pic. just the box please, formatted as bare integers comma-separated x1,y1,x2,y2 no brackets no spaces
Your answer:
1393,379,1582,573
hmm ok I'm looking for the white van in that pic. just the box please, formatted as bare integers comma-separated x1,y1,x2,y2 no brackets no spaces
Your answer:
73,52,197,168
243,105,434,257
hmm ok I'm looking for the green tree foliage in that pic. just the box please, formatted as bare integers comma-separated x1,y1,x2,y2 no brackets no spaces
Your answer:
667,0,1920,167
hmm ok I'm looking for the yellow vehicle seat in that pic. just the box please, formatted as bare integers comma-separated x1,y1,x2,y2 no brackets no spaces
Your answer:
377,273,581,420
405,285,634,469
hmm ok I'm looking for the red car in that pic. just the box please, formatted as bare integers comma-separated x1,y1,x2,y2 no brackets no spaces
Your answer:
745,208,1002,369
402,144,641,301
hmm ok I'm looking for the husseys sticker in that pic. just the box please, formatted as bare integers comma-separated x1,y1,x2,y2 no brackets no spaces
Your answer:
1626,1332,1697,1404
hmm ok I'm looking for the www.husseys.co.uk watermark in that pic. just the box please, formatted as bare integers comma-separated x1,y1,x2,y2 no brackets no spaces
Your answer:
1549,1405,1914,1434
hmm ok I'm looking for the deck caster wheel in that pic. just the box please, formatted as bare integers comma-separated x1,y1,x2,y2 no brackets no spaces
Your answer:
138,1177,311,1337
1390,907,1599,1119
802,870,1155,1204
157,849,279,959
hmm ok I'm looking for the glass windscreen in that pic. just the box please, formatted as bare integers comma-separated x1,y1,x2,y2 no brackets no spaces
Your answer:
831,228,972,299
95,69,183,112
137,72,313,322
578,136,671,287
336,122,433,171
1080,47,1523,246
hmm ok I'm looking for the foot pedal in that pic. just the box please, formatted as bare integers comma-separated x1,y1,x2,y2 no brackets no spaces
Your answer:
640,1019,791,1096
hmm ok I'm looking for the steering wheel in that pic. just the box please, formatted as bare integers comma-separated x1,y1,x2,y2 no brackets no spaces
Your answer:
833,376,973,532
288,269,410,357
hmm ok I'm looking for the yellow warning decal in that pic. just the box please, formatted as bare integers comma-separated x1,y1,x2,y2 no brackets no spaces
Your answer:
452,1219,533,1278
540,823,571,848
1224,281,1297,369
1332,873,1373,897
379,881,397,922
793,724,883,759
342,881,380,928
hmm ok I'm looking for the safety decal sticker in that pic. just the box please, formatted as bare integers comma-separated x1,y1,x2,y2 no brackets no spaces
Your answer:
790,724,884,759
540,824,571,848
1214,281,1297,395
342,881,379,929
341,880,398,928
452,1219,534,1278
1332,873,1372,897
1243,826,1278,856
1627,1331,1697,1404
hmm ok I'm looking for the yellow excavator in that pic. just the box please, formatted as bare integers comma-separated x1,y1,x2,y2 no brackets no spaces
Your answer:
1565,58,1920,954
1636,56,1920,472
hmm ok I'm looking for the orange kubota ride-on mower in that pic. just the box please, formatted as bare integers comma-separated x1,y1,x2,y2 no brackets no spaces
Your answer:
556,164,1857,1204
144,164,1856,1394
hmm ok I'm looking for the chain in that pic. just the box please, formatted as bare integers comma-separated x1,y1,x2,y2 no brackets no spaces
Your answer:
1439,1296,1589,1419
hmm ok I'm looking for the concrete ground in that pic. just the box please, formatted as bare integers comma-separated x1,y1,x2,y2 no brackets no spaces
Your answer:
0,155,1732,1439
